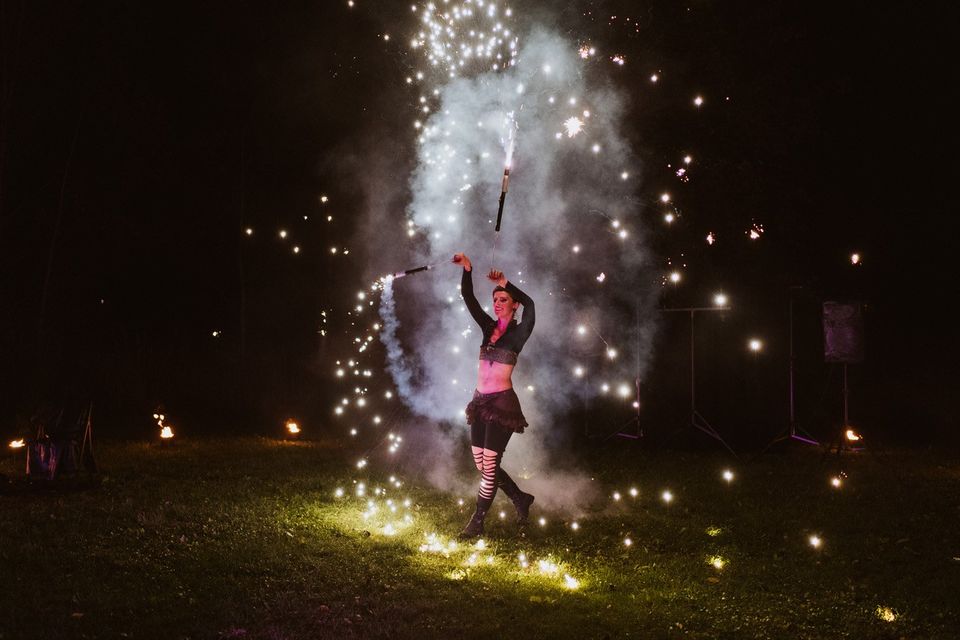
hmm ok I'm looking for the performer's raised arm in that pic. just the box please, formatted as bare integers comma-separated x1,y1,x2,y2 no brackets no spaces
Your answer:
453,253,492,329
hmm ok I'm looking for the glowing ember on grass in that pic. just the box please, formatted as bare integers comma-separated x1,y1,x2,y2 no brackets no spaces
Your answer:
707,555,726,570
160,426,174,439
285,420,301,435
9,439,25,449
875,606,898,622
845,429,862,442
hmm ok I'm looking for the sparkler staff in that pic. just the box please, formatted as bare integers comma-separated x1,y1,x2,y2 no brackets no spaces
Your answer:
386,261,444,280
490,112,518,266
452,251,535,539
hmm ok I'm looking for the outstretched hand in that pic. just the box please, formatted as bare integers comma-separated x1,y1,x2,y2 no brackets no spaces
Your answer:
452,252,472,271
487,269,507,287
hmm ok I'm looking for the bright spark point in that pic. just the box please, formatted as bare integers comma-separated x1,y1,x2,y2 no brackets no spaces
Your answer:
571,521,580,530
664,213,675,223
292,246,300,254
608,349,618,360
749,339,763,352
334,488,344,497
629,487,638,497
573,366,584,377
617,384,630,397
650,74,659,82
694,95,704,106
624,537,632,547
9,439,25,449
684,155,692,164
845,429,862,442
809,534,822,548
669,271,681,283
621,171,629,180
572,245,581,253
591,143,601,153
851,253,862,265
356,459,367,469
563,117,584,137
279,230,287,239
831,476,843,488
245,228,253,235
708,556,726,570
714,293,728,307
612,491,621,501
538,517,547,527
722,469,735,482
661,490,673,504
660,193,671,203
706,231,716,245
563,574,580,590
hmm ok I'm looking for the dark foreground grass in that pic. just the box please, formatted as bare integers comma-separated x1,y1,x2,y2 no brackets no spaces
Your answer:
2,436,959,639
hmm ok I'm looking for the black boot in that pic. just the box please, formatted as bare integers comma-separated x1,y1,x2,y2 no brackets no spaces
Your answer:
458,506,488,540
498,470,535,525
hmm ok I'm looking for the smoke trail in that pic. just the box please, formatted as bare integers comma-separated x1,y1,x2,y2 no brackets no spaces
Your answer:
378,278,415,402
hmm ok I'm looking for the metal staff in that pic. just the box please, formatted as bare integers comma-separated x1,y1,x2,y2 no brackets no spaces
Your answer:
494,166,510,232
387,261,443,280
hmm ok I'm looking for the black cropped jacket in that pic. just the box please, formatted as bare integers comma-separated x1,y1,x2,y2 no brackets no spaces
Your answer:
461,268,535,363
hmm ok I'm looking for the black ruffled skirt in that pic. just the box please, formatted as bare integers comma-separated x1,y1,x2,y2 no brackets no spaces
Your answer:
465,388,528,434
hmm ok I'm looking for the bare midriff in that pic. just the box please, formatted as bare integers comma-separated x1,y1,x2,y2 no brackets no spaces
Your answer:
476,360,514,394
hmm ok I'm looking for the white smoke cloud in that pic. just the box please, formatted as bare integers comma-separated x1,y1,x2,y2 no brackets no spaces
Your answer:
361,25,659,514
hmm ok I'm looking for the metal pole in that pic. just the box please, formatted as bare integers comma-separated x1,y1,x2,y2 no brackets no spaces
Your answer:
843,363,849,426
789,296,796,435
690,310,696,414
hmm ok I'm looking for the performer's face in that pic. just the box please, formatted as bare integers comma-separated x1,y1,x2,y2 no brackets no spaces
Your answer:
492,291,518,321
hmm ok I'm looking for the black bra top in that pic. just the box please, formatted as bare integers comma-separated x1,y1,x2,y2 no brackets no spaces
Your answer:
461,268,535,362
479,345,518,365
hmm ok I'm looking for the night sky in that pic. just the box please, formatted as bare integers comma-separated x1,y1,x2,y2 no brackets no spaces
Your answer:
1,1,953,444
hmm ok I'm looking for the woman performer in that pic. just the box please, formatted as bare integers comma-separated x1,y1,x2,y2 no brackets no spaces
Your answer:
452,252,536,539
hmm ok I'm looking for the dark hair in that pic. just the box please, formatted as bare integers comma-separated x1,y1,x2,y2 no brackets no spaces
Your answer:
492,286,516,306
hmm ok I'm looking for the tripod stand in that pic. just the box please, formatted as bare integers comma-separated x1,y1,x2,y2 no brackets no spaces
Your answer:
665,306,737,457
766,291,820,450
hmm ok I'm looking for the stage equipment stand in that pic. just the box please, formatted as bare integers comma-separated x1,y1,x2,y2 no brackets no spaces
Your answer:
766,290,820,450
664,306,737,457
602,302,644,441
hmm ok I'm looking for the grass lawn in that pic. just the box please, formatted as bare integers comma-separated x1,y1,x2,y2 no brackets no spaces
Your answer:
1,436,959,639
